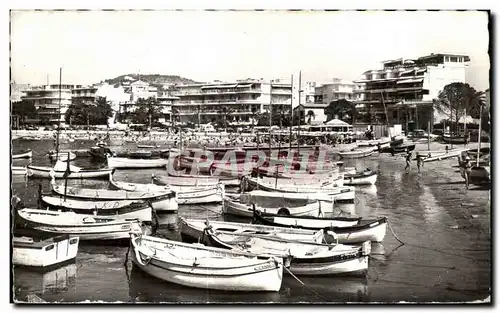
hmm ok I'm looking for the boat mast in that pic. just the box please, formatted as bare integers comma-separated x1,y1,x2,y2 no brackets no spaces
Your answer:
427,121,431,151
268,80,272,156
476,104,482,167
297,70,301,156
289,74,293,154
56,67,62,161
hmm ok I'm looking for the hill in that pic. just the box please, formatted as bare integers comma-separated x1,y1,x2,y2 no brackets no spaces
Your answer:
102,74,200,86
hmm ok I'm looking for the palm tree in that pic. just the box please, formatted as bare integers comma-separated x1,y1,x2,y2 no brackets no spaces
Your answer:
306,110,315,125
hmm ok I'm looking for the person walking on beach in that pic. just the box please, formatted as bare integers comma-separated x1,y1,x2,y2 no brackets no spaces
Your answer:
405,149,412,171
417,155,424,173
464,156,472,189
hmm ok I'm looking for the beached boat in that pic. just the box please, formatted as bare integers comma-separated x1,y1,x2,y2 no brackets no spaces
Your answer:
49,150,76,162
417,149,467,163
111,173,224,205
51,180,178,213
343,169,378,186
252,211,387,243
130,234,284,292
27,161,113,179
12,149,32,159
459,165,491,186
89,145,113,160
152,173,220,187
242,174,344,191
40,196,152,221
240,176,355,202
107,155,168,169
356,138,391,148
338,148,374,159
12,166,27,176
179,218,329,244
13,233,79,268
204,227,370,276
17,208,147,241
222,196,321,218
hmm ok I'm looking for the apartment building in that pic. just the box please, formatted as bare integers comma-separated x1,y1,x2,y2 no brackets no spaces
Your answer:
21,84,78,123
313,78,356,104
354,53,470,131
170,79,292,126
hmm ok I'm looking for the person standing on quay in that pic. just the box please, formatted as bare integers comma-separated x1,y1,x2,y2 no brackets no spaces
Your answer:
404,149,412,171
464,156,472,190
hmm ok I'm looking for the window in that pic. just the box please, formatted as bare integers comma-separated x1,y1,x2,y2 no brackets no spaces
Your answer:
450,56,458,62
380,73,387,79
392,111,398,118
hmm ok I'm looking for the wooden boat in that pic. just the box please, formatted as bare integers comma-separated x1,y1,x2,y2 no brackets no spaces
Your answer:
222,196,321,218
152,173,220,187
179,218,329,244
235,190,336,206
241,176,355,202
459,165,491,185
356,138,391,148
243,174,344,190
343,169,378,186
13,233,79,268
137,144,160,149
418,149,468,163
111,173,224,205
204,227,370,276
49,150,76,162
12,166,27,176
383,143,416,155
12,149,32,159
252,211,387,243
338,148,374,159
130,234,284,292
442,134,467,144
27,161,113,179
107,155,168,169
389,138,404,146
17,208,147,241
40,196,153,221
51,181,178,213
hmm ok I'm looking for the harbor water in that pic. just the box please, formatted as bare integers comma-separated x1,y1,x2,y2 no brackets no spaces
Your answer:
11,139,491,303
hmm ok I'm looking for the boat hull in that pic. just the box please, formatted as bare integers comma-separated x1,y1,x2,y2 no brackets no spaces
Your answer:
12,149,33,159
13,235,79,268
338,149,374,159
130,236,283,292
107,157,169,169
12,166,27,175
222,198,321,218
290,255,368,276
27,166,112,179
343,172,378,186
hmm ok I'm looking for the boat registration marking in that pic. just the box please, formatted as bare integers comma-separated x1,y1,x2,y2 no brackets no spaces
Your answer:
254,263,275,271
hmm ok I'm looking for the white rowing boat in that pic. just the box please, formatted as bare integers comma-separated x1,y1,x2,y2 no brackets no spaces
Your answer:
40,196,153,222
241,176,355,202
253,211,388,243
204,227,370,276
17,208,147,241
51,180,178,213
130,234,284,291
13,234,79,268
28,161,112,179
111,173,224,205
49,151,76,162
222,196,321,218
107,155,169,169
343,170,378,185
12,149,32,159
179,218,329,245
338,148,374,159
12,166,27,176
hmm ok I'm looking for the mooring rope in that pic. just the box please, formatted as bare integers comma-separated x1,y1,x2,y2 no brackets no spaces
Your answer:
283,266,329,302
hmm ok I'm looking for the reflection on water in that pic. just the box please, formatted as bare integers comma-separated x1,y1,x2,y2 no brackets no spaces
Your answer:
10,139,491,302
14,263,77,301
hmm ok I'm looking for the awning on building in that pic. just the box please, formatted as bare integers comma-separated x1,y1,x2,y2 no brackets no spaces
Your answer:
399,69,415,75
396,78,424,84
201,84,238,89
236,84,253,88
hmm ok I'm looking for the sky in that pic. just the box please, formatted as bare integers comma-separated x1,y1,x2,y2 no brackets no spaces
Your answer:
10,10,490,90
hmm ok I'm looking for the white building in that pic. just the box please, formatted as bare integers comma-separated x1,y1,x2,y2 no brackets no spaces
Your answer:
314,78,356,105
354,52,470,130
21,84,78,123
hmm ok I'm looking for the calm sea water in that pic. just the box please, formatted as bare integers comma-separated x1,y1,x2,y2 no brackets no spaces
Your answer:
11,139,491,303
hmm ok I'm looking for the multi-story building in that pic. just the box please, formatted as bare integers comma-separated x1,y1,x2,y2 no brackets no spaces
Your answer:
170,79,292,127
21,84,79,123
313,78,356,105
354,53,470,131
72,86,98,105
302,81,317,104
156,91,179,124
